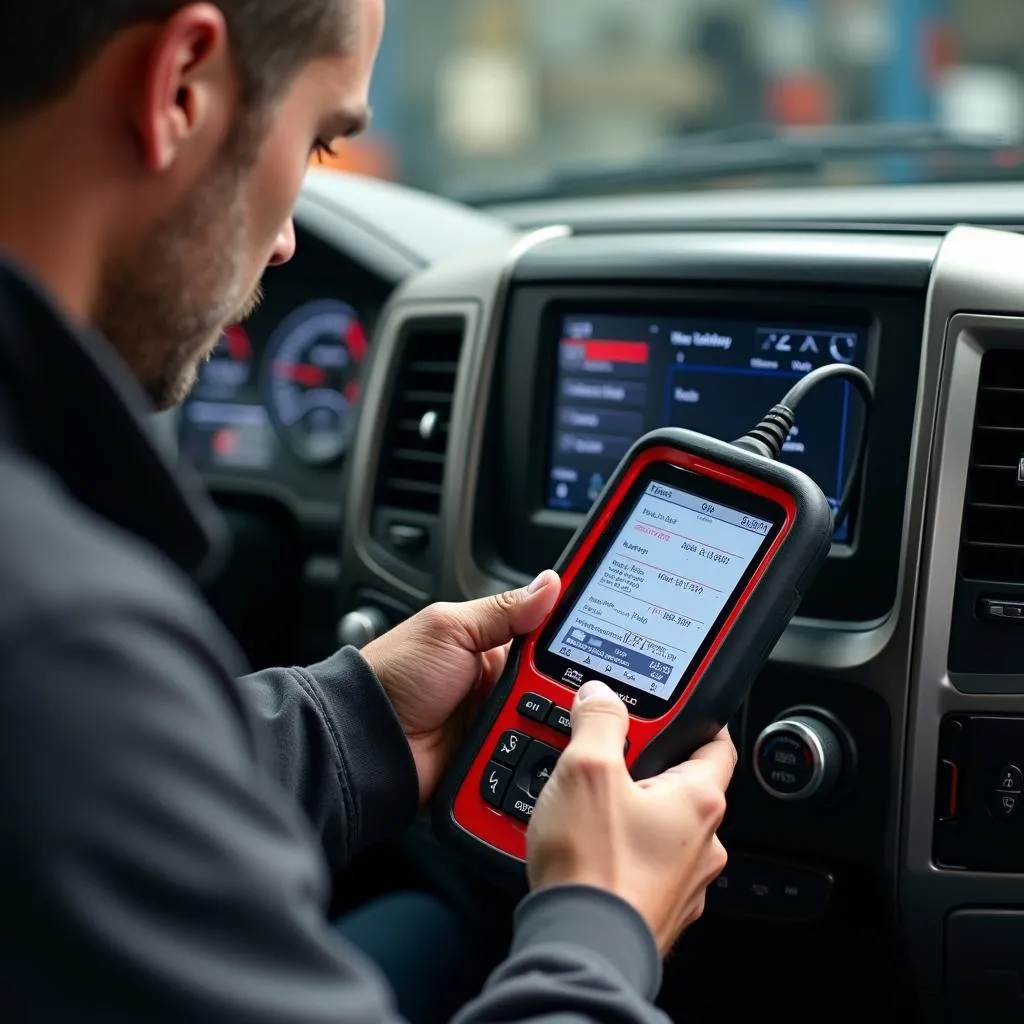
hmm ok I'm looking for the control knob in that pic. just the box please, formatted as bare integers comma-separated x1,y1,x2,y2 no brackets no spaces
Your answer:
337,606,390,649
753,714,842,801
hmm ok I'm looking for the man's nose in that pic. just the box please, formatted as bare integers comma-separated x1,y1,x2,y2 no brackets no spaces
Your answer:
268,218,297,266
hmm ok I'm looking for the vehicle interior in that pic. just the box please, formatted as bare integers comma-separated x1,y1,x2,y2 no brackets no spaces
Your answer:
160,3,1024,1021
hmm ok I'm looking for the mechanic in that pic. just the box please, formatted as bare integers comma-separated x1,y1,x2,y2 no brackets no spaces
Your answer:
0,2,736,1022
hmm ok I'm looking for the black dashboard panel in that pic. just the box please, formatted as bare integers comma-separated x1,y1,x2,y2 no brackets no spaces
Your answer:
481,281,925,623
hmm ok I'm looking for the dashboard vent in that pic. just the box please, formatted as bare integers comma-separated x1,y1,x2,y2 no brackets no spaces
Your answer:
375,318,465,517
961,349,1024,583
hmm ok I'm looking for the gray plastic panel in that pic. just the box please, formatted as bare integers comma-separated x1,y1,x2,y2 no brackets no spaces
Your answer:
900,227,1024,1022
489,180,1024,234
513,231,939,289
299,169,510,277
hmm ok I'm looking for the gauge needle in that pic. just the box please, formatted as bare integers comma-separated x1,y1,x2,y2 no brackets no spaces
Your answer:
273,362,328,388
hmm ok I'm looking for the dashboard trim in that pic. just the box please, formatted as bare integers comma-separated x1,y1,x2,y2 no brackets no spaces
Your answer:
340,226,570,609
487,180,1024,235
900,235,1024,1021
443,225,572,602
512,232,939,290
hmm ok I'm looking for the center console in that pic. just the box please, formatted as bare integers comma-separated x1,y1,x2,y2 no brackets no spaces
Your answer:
483,281,920,624
341,224,1024,1021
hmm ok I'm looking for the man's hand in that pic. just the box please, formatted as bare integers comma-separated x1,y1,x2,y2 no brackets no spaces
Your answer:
527,680,737,955
361,571,561,805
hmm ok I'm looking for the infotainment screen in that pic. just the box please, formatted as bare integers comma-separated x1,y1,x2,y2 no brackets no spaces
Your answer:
535,465,784,717
545,313,867,542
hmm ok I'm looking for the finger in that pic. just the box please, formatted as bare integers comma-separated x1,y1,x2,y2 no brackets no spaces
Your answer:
445,570,561,653
566,680,629,758
660,728,737,790
684,728,738,789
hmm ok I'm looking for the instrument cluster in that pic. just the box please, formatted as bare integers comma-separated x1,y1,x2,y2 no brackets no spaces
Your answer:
176,226,391,521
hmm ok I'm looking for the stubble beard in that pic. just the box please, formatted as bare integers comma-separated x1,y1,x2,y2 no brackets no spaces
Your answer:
93,152,261,412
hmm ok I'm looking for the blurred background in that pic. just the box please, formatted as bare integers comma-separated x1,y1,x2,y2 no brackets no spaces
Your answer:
319,0,1024,201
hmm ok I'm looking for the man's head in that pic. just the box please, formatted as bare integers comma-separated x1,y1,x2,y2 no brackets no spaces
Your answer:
0,1,383,408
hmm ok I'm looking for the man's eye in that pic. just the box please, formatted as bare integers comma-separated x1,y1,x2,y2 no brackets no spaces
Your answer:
312,139,337,162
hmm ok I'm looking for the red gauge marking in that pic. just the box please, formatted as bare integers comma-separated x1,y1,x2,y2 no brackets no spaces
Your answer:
344,380,360,403
274,362,328,388
223,324,253,362
212,428,237,456
345,319,368,361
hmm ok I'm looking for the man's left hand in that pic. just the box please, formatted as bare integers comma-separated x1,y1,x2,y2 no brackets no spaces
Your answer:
361,571,561,805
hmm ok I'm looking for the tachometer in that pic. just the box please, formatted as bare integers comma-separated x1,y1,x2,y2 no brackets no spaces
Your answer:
264,299,367,465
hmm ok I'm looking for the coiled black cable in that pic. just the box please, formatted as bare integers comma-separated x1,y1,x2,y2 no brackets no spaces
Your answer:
731,363,874,531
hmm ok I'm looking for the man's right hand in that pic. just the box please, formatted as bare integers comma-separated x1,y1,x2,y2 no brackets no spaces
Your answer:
526,680,737,955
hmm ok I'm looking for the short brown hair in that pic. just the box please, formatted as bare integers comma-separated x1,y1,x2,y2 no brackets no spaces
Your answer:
0,1,349,123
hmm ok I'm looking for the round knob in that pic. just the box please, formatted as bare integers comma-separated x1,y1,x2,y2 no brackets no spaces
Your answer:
753,714,842,801
337,606,389,649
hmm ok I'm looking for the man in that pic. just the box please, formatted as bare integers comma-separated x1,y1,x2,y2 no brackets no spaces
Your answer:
0,2,736,1021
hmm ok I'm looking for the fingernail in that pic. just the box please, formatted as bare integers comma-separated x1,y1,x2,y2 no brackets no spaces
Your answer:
527,572,549,594
576,680,605,702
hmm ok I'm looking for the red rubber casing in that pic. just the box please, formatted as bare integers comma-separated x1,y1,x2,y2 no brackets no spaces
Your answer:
433,427,833,883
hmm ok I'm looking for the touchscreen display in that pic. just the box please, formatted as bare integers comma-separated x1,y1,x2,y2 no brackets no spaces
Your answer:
546,313,866,542
545,479,776,700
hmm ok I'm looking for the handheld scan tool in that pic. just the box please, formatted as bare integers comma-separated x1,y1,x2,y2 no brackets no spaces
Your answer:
434,365,871,878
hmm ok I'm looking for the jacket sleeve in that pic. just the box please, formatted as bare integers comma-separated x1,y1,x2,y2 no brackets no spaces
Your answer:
238,648,419,871
453,886,673,1024
0,606,675,1023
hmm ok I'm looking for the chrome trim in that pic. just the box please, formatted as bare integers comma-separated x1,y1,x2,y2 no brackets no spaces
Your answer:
752,718,826,801
898,226,1024,1022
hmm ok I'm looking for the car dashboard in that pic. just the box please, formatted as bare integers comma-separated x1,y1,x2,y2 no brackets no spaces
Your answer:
176,170,1024,1023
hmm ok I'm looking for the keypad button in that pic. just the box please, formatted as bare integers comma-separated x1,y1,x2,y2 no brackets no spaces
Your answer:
491,730,530,767
512,739,562,800
545,705,572,736
480,761,511,808
526,753,558,798
502,788,536,822
517,692,552,723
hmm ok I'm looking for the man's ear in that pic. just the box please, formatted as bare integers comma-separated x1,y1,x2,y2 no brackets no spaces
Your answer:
131,2,236,173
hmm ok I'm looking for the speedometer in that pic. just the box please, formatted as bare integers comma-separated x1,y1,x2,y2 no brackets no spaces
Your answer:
264,299,367,465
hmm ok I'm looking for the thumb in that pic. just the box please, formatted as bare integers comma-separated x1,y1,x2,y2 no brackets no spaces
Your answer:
446,570,560,653
568,680,629,756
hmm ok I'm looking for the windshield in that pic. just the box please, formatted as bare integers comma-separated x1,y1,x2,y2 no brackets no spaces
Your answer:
323,0,1024,202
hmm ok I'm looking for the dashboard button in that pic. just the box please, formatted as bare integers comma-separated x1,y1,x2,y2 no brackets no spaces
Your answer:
753,715,842,801
517,692,552,723
995,764,1023,793
337,606,389,649
480,762,511,808
706,856,832,921
989,789,1022,819
936,759,959,821
491,730,530,768
545,705,572,735
387,523,428,550
980,597,1024,622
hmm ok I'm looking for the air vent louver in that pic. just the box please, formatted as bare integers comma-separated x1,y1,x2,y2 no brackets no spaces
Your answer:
961,349,1024,583
375,319,464,517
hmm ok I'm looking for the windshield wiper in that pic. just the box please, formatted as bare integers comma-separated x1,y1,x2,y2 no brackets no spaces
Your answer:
456,122,1024,206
